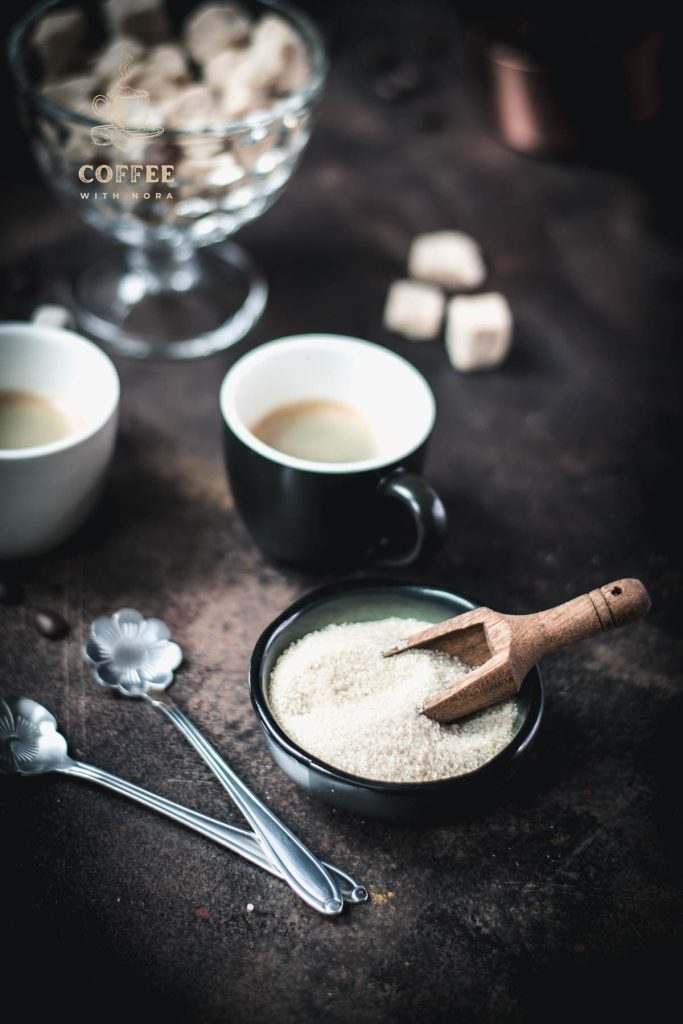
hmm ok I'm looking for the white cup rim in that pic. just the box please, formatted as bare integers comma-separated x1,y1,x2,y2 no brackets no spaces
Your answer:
0,322,120,461
219,333,436,475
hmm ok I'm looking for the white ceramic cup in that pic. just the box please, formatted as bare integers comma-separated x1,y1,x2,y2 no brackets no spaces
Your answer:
0,320,120,559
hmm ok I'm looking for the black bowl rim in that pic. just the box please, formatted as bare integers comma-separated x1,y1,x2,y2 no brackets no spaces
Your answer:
249,577,544,793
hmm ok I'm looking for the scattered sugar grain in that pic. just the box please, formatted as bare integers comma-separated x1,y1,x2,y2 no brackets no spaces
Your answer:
268,619,517,783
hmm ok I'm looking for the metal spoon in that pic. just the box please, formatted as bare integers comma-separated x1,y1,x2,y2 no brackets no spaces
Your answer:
0,697,367,903
84,609,344,916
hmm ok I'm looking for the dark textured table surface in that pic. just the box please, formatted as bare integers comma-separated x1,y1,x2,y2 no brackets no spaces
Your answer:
1,3,682,1021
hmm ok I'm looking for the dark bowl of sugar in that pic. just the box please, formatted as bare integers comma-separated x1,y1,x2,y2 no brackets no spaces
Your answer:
250,579,544,823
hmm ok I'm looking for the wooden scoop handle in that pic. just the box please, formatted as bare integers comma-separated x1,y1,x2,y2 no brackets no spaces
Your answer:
523,578,651,662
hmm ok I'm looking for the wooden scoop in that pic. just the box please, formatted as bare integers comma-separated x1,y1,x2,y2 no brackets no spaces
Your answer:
383,579,651,722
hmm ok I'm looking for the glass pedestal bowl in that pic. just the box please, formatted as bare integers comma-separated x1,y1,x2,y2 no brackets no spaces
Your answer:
9,0,326,358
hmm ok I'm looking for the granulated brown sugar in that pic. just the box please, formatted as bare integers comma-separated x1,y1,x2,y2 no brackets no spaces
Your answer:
268,618,517,783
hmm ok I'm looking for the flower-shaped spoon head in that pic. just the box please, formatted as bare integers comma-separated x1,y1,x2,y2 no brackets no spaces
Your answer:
0,697,69,775
84,608,183,697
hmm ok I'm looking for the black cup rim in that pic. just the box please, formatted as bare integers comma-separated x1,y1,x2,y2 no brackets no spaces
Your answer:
218,334,437,476
249,578,544,794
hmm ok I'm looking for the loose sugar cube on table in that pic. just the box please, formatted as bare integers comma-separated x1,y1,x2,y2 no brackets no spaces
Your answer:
102,0,171,45
31,305,73,330
31,8,86,79
408,230,486,290
184,3,252,64
446,292,512,372
383,279,445,341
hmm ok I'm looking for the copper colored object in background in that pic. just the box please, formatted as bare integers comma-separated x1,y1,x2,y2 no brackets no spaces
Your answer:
486,43,578,154
480,26,663,156
623,30,664,124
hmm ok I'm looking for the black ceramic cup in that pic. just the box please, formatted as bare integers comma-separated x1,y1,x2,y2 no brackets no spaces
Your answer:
249,579,544,823
219,334,447,569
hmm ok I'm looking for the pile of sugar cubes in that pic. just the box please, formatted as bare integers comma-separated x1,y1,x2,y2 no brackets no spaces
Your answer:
33,0,312,128
383,231,513,373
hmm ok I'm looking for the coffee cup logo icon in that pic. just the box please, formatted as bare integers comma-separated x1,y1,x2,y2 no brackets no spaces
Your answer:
91,56,163,150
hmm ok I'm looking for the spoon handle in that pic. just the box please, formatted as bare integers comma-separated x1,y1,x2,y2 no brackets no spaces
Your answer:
148,696,344,916
61,759,273,865
59,761,365,902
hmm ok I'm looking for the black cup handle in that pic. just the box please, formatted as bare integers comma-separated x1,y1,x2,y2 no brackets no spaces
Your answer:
372,469,447,567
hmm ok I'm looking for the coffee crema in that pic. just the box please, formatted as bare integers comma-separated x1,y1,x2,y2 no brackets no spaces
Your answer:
0,390,83,449
251,399,380,464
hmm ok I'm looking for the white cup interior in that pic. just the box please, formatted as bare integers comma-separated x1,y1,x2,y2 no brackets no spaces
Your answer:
0,323,120,458
220,334,436,473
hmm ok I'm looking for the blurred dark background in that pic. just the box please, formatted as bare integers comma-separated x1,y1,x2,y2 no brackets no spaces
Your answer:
1,4,681,1024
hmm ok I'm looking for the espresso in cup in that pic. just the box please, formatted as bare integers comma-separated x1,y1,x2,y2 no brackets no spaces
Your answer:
0,321,119,559
0,389,83,449
251,399,381,464
220,334,447,568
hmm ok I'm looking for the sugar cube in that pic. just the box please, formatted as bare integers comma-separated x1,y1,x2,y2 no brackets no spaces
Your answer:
102,0,171,45
184,3,251,64
42,74,98,115
383,279,445,341
160,83,218,129
203,48,244,90
250,14,310,94
124,44,190,102
31,8,86,79
91,37,146,89
445,292,512,372
409,230,486,290
136,44,189,84
220,55,271,118
31,304,73,329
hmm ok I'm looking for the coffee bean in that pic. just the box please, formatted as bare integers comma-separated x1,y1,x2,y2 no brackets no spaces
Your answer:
34,609,69,640
0,577,24,605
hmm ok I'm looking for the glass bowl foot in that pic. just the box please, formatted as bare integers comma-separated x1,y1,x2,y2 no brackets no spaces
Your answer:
71,241,267,360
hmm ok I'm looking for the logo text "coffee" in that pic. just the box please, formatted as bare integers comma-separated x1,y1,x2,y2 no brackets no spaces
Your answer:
78,164,175,184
